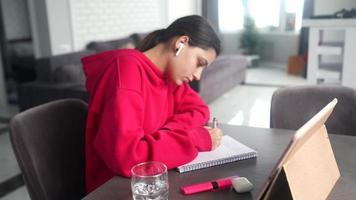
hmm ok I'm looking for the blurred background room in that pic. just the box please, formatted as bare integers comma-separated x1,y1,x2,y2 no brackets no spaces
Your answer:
0,0,356,198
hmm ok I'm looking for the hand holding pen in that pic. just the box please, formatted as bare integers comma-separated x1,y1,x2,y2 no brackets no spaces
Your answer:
205,117,223,150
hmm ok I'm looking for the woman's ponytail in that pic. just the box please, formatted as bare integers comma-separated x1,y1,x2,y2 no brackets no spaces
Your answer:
136,29,166,52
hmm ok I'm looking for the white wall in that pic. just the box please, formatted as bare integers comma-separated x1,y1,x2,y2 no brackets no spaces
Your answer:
46,0,74,55
69,0,168,51
314,0,356,15
28,0,170,56
1,0,31,40
167,0,201,23
69,0,201,51
27,0,203,57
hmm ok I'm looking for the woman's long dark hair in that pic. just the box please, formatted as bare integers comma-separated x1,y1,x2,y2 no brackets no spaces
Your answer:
136,15,221,55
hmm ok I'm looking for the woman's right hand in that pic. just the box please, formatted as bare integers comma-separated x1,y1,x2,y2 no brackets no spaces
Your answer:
205,126,223,150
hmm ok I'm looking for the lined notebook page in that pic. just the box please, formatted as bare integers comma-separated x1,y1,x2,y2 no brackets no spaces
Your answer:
177,135,257,173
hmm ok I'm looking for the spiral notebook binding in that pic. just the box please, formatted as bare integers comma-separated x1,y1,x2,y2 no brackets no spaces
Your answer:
178,151,257,173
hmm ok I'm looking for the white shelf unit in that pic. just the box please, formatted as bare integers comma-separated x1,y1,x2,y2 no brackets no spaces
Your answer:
302,19,356,88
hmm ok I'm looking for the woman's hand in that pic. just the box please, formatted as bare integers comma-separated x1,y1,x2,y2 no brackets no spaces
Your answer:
205,126,223,150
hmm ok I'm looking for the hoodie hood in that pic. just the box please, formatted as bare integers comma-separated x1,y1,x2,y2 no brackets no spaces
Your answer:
81,49,168,99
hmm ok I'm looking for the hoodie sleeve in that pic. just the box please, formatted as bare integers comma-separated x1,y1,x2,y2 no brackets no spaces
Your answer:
162,83,212,152
93,87,203,177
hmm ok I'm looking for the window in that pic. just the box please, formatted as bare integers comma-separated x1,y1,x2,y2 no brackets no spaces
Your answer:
218,0,305,33
248,0,280,28
218,0,245,32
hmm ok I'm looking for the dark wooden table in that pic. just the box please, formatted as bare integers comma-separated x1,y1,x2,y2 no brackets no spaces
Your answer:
83,125,356,200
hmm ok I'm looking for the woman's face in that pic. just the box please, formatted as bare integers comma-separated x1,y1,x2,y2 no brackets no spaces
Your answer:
166,36,217,85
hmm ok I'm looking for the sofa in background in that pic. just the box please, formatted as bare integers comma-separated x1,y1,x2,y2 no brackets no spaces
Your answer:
86,33,147,53
197,54,247,103
18,33,247,111
18,50,93,111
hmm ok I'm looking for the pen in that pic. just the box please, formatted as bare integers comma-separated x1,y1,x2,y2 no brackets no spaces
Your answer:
212,117,218,129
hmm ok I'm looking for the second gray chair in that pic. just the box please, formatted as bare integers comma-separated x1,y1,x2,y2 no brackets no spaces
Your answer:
9,99,88,200
270,85,356,136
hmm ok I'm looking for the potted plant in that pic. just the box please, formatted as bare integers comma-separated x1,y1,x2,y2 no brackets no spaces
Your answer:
239,15,260,67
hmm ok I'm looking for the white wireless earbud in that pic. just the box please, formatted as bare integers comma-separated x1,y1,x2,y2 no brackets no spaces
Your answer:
232,177,254,193
175,43,184,56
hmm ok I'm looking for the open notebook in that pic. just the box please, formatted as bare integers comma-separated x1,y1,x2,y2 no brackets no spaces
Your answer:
177,135,257,173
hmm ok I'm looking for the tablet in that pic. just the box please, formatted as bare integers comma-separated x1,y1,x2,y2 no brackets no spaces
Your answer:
258,98,338,199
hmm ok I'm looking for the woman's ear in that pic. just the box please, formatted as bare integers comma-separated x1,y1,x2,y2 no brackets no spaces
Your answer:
175,36,189,49
174,36,189,56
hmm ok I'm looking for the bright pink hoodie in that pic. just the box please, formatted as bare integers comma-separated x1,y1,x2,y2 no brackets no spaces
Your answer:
81,49,212,193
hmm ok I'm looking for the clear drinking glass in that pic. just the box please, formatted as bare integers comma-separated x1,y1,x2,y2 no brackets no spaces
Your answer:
131,161,169,200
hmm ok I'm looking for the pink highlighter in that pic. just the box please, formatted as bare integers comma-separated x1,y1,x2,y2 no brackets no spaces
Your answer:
181,176,238,195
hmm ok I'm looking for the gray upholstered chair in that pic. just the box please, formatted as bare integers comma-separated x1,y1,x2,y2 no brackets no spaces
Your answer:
9,99,87,200
270,86,356,136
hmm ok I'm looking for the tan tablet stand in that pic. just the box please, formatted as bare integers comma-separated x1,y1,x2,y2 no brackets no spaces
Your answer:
263,125,340,200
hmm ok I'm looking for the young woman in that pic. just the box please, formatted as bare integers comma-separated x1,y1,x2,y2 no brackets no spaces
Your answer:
81,15,223,192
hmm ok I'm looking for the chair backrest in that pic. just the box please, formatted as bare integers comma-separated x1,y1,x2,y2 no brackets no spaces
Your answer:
9,99,88,200
270,86,356,136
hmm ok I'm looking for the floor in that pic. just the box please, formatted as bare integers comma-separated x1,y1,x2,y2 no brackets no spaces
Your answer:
0,105,30,200
245,66,308,87
209,67,308,128
0,66,307,199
